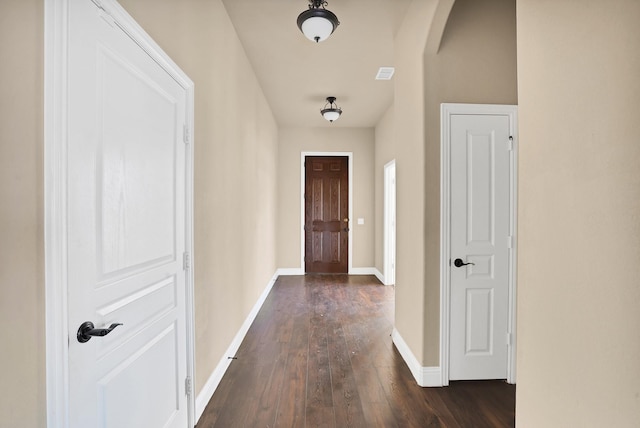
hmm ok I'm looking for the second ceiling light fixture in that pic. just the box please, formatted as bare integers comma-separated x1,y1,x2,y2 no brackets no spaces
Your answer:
321,97,342,122
297,0,340,43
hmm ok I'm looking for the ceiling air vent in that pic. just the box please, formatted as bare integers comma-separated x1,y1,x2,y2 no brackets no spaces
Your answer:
375,67,395,80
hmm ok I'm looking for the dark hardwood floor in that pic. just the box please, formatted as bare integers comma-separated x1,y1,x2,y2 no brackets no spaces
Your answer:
197,275,515,428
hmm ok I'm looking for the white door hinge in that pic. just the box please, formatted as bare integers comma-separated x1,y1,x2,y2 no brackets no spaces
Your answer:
183,252,191,270
507,235,514,249
185,376,192,396
506,332,513,346
507,136,514,151
183,124,190,144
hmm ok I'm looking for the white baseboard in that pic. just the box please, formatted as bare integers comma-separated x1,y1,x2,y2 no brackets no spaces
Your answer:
350,266,384,280
195,271,279,422
279,267,384,280
422,366,443,387
276,267,305,276
392,328,443,387
374,269,385,284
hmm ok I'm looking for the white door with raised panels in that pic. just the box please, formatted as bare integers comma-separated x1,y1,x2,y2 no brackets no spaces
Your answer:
66,1,191,426
449,111,513,381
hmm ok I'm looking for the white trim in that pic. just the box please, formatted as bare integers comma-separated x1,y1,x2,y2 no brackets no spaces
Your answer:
183,82,197,426
45,1,196,426
373,268,385,284
279,267,384,282
45,1,70,426
422,366,443,387
383,160,396,286
276,267,305,276
439,103,518,387
300,152,354,273
276,267,383,281
195,271,280,422
392,329,442,387
439,104,452,387
507,110,519,385
350,266,384,281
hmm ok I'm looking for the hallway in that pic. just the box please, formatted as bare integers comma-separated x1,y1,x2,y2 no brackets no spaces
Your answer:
197,275,515,427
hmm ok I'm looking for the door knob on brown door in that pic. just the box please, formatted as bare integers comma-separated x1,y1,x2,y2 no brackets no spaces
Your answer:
343,218,349,222
77,321,123,343
453,258,475,267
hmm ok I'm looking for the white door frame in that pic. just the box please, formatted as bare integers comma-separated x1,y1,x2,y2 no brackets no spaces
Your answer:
383,160,396,285
300,152,354,274
44,1,196,426
439,103,518,386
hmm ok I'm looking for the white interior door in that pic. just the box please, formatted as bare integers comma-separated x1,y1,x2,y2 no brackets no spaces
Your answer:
384,161,396,285
449,113,512,380
67,1,190,426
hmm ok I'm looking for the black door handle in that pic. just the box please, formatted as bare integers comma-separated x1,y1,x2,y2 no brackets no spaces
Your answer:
77,321,123,343
453,258,475,267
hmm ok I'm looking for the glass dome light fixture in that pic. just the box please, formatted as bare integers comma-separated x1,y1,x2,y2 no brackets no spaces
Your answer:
321,97,342,122
297,0,340,43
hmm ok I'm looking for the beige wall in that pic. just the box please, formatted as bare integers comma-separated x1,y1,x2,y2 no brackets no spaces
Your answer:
422,0,518,364
277,127,375,270
0,1,45,426
391,0,517,367
516,1,640,426
391,0,437,365
119,0,279,394
374,105,395,273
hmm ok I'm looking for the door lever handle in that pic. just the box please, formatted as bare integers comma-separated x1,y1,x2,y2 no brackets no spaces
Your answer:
453,258,475,267
77,321,123,343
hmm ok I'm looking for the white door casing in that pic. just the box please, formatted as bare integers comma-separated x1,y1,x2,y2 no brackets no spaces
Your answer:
45,1,195,427
384,160,396,285
440,104,517,385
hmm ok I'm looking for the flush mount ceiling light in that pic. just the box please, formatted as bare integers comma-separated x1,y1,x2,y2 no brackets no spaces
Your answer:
321,97,342,122
297,0,340,43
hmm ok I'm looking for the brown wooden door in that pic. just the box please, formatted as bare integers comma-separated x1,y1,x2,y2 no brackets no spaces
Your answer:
305,156,349,273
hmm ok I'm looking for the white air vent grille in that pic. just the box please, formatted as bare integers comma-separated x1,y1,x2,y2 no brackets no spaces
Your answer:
375,67,395,80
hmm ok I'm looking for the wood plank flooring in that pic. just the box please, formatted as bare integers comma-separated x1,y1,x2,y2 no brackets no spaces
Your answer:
197,275,515,428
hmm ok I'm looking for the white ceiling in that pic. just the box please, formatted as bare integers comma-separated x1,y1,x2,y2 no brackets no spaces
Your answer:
221,0,412,128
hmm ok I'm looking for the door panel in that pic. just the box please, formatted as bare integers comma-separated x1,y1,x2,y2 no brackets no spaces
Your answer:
97,322,181,428
305,157,349,273
97,45,177,277
465,288,494,355
67,1,188,426
450,114,510,380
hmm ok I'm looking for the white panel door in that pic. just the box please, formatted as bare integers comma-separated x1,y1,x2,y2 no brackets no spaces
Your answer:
449,114,511,380
67,1,189,427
